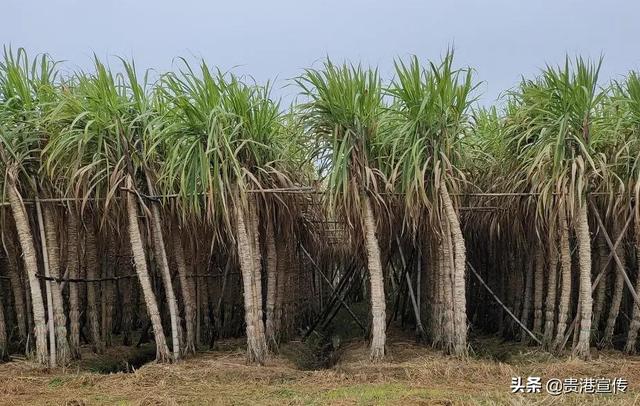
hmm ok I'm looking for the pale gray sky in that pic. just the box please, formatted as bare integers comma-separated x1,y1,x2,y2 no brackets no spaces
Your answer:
3,0,637,104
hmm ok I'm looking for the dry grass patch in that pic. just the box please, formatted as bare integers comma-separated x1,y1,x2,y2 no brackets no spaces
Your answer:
0,337,639,405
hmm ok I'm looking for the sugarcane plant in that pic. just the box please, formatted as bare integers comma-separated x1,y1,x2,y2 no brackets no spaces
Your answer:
4,46,640,369
384,52,475,356
297,61,389,361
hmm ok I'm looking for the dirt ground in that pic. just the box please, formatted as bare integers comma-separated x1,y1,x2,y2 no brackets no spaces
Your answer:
1,335,639,405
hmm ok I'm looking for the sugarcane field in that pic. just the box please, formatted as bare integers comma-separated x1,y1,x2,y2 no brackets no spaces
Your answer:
2,3,640,405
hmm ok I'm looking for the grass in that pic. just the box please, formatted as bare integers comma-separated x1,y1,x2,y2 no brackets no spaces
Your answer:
0,335,639,405
322,383,428,404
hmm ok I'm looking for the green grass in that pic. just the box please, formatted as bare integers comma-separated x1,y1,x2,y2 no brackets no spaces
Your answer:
322,383,417,404
47,377,66,388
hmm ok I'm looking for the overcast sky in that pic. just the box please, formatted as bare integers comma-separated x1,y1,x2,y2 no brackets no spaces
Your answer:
3,0,637,105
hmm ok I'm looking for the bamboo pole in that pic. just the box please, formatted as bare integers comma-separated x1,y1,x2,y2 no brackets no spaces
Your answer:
395,236,428,343
214,258,232,335
467,260,542,345
299,243,366,332
302,260,360,340
590,200,640,310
